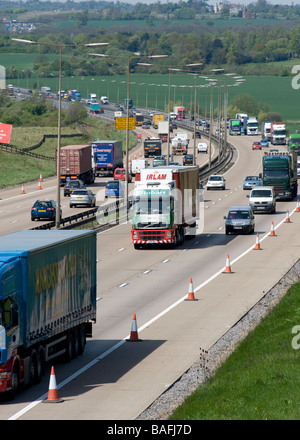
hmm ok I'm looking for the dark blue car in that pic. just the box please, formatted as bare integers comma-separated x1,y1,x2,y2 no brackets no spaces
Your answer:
105,180,124,198
31,200,61,221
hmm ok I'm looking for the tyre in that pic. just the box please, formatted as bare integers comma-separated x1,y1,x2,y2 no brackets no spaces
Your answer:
64,330,74,363
7,362,19,400
78,324,86,355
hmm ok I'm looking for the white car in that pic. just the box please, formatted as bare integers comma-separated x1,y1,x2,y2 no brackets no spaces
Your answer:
206,175,226,190
197,142,208,153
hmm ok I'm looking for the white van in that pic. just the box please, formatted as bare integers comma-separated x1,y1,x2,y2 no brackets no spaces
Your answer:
248,186,276,214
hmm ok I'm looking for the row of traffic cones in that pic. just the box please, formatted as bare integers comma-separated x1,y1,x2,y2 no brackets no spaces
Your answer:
21,174,43,194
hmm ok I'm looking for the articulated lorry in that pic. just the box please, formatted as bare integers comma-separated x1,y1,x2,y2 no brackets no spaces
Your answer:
261,152,297,200
0,229,97,398
270,122,286,145
91,139,123,177
171,132,189,155
68,90,81,101
152,114,164,129
131,165,199,249
158,120,169,138
144,137,162,157
244,116,258,135
59,144,95,185
261,121,272,141
90,102,100,114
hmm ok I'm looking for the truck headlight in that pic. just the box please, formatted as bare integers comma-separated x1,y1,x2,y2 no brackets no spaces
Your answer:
166,230,172,238
133,231,138,239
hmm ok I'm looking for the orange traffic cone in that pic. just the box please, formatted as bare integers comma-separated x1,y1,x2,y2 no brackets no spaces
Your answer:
269,221,276,236
223,253,233,273
185,277,198,301
285,210,291,223
43,366,63,403
21,183,25,194
127,313,141,342
254,233,261,250
38,179,42,190
39,173,43,182
296,200,300,212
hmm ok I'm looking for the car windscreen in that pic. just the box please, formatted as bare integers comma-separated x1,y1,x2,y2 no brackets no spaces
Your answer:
72,190,88,195
209,176,222,181
34,201,52,207
228,211,250,219
107,182,119,189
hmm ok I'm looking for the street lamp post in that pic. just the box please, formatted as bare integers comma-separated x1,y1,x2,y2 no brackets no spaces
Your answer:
12,38,109,229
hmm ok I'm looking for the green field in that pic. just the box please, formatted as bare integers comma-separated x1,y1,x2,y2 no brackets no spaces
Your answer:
170,282,300,420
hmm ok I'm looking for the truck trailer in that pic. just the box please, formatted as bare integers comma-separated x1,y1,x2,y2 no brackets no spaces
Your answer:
261,121,272,141
158,121,169,138
261,152,297,200
132,165,200,248
152,114,164,129
92,139,123,177
68,90,81,101
59,144,95,185
0,229,97,397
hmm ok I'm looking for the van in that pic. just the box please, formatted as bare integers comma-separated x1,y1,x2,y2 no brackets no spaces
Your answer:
247,186,276,214
224,205,255,235
114,168,132,183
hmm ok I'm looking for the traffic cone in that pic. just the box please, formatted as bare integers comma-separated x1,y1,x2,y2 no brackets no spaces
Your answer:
223,253,233,273
185,277,198,301
269,221,276,236
296,200,300,212
38,179,42,190
254,233,261,250
21,183,25,194
43,366,63,403
284,210,291,223
39,173,43,182
126,313,141,342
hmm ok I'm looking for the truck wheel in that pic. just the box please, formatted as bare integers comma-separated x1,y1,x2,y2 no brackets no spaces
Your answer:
7,362,20,400
30,349,41,385
78,324,86,355
73,327,80,358
64,330,74,363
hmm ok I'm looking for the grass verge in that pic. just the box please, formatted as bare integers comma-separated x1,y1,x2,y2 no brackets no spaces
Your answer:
170,282,300,420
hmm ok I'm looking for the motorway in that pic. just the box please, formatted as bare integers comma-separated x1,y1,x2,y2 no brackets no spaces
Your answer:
1,124,299,420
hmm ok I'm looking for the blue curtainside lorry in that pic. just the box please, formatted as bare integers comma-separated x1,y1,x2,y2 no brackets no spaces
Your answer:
92,139,123,177
0,229,97,398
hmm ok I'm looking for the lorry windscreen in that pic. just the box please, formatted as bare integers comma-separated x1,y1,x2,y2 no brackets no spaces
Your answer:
133,195,172,215
264,170,289,179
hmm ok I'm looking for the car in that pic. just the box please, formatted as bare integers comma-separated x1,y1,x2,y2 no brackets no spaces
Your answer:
64,179,86,197
259,139,269,147
243,175,262,190
142,120,151,127
270,148,279,153
183,154,194,165
193,130,201,139
169,161,181,166
154,155,167,164
171,122,177,130
161,136,168,142
206,175,226,190
224,205,255,235
105,180,124,198
70,189,96,207
252,141,262,150
31,200,61,221
198,142,208,153
247,186,276,214
153,158,166,167
114,167,132,182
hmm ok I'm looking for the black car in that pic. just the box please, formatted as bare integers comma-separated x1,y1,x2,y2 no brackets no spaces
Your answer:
64,179,86,197
193,130,201,139
142,120,151,127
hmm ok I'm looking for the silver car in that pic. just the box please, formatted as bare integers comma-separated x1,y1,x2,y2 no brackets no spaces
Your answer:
206,175,226,190
70,189,96,208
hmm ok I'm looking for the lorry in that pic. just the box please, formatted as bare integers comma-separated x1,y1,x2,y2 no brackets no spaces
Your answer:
68,90,81,101
261,121,272,141
235,113,248,134
135,113,144,126
41,86,51,95
0,229,97,397
288,133,300,155
131,158,149,176
270,122,286,145
171,132,189,155
229,119,242,135
174,106,185,121
131,165,200,249
144,137,162,158
260,152,298,200
91,139,123,177
124,98,133,109
152,114,164,129
88,93,97,103
244,116,258,135
90,102,100,114
100,96,109,104
158,120,169,138
8,84,14,96
59,144,95,185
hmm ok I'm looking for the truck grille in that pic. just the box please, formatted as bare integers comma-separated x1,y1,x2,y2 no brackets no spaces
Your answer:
138,231,166,240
